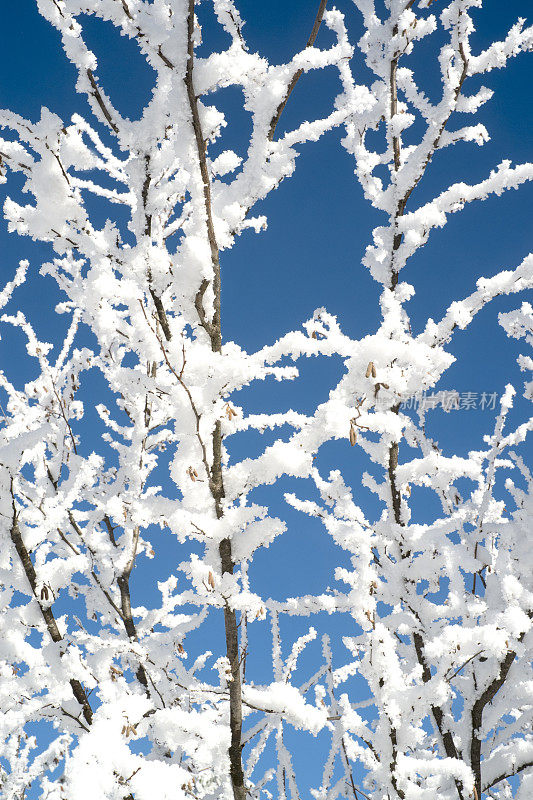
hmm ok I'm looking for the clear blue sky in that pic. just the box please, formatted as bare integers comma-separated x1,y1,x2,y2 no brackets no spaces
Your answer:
0,0,531,794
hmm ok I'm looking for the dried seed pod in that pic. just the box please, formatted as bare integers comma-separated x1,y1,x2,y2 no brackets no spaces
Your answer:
225,404,237,419
40,586,49,601
349,423,357,446
177,642,185,654
207,571,215,589
371,362,377,378
311,331,318,340
365,361,374,378
365,609,376,628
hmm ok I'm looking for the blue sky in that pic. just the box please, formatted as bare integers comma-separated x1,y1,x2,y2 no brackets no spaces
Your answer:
0,0,532,795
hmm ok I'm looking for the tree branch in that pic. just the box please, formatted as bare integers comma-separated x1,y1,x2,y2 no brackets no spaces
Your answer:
268,0,328,142
185,5,244,797
483,757,533,793
86,69,119,134
9,485,93,726
470,648,518,798
185,0,222,353
68,511,148,691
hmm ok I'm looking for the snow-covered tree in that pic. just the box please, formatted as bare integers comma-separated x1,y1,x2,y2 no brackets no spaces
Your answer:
0,2,531,800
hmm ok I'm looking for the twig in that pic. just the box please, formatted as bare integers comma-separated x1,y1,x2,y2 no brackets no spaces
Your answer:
60,706,90,734
51,383,78,455
138,300,212,489
87,69,119,133
446,650,483,683
268,0,328,141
